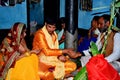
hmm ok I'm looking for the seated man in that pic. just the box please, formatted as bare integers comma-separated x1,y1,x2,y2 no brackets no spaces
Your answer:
80,14,120,73
32,17,81,80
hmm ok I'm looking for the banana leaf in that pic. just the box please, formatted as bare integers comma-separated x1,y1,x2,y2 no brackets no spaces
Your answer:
74,41,99,80
115,1,120,7
74,66,87,80
89,41,100,56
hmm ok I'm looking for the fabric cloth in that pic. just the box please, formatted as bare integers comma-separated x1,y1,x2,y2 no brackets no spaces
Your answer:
105,32,120,62
86,54,120,80
33,25,76,79
78,31,97,67
57,29,65,49
6,54,40,80
80,55,91,67
58,29,64,41
77,34,97,53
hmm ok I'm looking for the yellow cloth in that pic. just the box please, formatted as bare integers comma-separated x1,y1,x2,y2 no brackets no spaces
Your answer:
6,54,40,80
33,26,76,79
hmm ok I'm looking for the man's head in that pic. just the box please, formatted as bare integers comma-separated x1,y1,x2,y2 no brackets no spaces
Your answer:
98,14,110,33
59,17,66,29
45,17,57,34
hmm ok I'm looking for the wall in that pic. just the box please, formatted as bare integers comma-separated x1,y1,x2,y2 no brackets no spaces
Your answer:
78,0,112,29
0,0,112,30
60,0,65,17
30,0,44,27
60,0,112,29
0,1,27,29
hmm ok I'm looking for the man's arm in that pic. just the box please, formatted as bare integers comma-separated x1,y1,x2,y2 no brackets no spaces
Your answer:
33,31,62,56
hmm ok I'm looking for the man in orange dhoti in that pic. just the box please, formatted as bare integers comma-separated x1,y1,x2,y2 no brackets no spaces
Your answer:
33,17,80,80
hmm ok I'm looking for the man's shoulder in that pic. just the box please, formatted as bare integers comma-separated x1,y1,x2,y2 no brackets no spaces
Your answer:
113,32,120,39
34,29,44,37
115,32,120,35
35,29,43,34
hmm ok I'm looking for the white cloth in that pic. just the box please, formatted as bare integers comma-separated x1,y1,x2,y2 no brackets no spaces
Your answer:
94,28,101,36
109,61,120,72
80,55,91,67
105,32,120,62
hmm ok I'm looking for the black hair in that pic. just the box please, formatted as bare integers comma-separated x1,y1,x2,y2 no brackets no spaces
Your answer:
101,14,110,23
56,17,66,31
45,17,57,25
92,16,100,21
58,17,66,24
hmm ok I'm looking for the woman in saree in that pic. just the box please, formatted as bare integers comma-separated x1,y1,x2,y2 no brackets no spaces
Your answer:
0,22,40,80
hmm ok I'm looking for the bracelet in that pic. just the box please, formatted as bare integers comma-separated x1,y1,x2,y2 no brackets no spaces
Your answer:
25,52,30,56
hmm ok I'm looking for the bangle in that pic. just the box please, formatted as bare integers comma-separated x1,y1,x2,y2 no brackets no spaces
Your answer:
25,52,30,56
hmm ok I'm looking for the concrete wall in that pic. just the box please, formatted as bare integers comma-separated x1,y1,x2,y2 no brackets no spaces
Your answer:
0,0,27,29
0,0,112,30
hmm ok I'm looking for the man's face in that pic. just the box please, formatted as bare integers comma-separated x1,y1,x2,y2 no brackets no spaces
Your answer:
98,17,108,33
46,23,56,34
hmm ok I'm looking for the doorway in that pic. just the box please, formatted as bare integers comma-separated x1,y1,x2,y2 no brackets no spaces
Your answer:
44,0,60,22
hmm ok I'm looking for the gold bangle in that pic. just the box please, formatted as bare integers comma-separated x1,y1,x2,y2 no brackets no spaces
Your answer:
25,52,30,56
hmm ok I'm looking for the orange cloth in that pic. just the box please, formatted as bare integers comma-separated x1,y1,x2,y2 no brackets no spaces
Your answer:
33,26,76,79
33,26,62,56
6,54,40,80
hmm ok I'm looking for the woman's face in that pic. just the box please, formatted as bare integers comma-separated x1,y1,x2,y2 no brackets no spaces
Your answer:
20,29,26,39
46,23,56,34
23,29,26,37
61,23,65,29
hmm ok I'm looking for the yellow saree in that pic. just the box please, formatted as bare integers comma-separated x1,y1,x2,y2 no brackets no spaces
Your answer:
6,54,40,80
